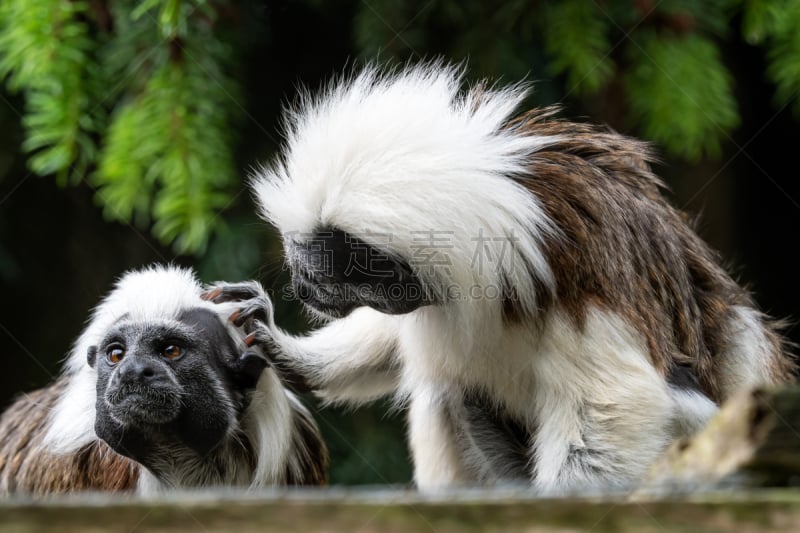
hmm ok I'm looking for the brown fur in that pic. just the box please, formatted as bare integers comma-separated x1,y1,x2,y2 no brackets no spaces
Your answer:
0,378,138,496
505,107,795,402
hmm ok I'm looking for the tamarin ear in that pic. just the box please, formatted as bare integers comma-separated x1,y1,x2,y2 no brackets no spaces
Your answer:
87,346,97,368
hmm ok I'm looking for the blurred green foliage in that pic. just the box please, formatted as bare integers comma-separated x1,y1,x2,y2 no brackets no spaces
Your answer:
0,0,239,254
2,0,800,252
2,0,800,486
0,0,96,183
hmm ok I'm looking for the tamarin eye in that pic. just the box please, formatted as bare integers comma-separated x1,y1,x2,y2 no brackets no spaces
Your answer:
106,345,125,365
161,345,183,360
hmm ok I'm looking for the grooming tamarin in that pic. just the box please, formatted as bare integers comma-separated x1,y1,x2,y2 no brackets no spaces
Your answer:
210,63,795,492
0,265,327,495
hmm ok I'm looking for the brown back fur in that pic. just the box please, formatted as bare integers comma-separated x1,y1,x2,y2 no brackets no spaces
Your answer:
507,107,795,401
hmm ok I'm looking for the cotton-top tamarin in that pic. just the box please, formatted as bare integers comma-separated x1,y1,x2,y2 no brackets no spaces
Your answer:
214,63,795,492
0,265,327,495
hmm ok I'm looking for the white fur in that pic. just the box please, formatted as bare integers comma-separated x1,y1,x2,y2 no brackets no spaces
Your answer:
669,389,718,437
408,385,473,488
43,264,305,491
273,307,401,405
717,305,777,397
242,371,296,487
402,306,690,491
527,310,679,491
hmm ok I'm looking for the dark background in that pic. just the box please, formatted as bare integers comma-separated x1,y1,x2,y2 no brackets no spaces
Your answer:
1,1,798,485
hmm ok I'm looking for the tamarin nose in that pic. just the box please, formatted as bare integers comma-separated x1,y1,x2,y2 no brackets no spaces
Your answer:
118,359,158,385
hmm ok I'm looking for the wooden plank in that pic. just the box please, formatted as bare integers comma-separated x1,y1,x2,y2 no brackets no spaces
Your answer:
2,489,800,532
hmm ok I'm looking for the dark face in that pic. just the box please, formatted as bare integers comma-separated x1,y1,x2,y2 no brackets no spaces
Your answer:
88,308,267,467
286,228,434,318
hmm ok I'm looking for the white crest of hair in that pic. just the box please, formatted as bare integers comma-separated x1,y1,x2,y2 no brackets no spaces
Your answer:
252,61,563,329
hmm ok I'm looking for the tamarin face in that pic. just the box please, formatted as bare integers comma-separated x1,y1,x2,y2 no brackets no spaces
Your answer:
285,227,433,318
88,308,267,467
